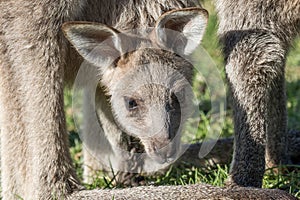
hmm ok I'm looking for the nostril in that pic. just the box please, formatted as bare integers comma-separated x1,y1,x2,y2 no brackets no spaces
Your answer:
152,143,158,152
152,140,166,152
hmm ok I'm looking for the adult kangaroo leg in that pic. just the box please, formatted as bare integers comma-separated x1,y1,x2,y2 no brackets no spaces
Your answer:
265,73,288,169
216,0,300,187
225,31,287,187
0,2,81,199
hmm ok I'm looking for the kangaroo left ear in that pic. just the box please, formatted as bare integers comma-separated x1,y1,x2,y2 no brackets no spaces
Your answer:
62,22,127,69
154,7,208,55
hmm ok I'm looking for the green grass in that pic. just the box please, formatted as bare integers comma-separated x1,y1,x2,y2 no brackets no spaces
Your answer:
145,164,229,187
287,37,300,130
66,0,300,198
69,139,300,197
263,166,300,197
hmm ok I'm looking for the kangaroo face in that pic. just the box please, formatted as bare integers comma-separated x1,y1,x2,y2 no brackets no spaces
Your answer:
109,48,194,163
62,8,208,164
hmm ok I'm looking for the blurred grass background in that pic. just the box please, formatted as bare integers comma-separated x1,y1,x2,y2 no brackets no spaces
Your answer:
65,0,300,197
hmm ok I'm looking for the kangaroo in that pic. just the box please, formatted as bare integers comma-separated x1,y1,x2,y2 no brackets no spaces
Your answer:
63,8,207,183
215,0,300,187
0,0,208,199
0,0,298,200
79,0,300,189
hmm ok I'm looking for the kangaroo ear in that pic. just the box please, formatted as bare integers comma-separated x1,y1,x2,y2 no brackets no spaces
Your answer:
155,8,208,55
62,22,125,68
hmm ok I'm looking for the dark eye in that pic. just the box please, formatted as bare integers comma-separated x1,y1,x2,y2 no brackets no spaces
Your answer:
124,97,139,111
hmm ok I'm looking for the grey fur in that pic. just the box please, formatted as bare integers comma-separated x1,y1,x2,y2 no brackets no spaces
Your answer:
0,1,202,199
62,7,208,182
0,0,298,199
215,0,300,187
70,184,297,200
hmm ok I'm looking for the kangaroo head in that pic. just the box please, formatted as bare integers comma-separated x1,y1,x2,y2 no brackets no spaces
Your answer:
63,7,208,164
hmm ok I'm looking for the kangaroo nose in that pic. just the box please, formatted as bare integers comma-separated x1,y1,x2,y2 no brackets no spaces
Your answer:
152,141,177,163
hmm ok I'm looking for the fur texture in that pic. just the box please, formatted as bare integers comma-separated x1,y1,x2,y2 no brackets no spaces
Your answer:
215,0,300,187
62,7,208,182
0,0,204,199
0,0,298,199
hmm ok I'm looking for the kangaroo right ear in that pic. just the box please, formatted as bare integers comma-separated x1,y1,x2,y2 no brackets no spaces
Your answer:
154,7,208,55
62,22,125,68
